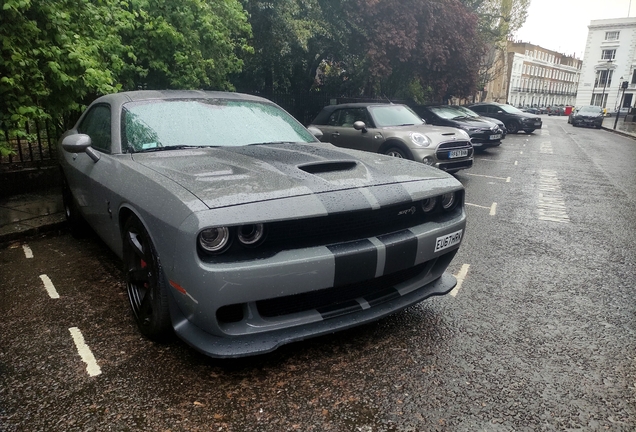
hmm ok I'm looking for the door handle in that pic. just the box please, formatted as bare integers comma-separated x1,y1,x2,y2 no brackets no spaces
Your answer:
331,132,340,137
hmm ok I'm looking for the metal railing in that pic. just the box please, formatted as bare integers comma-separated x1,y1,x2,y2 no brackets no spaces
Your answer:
1,120,60,167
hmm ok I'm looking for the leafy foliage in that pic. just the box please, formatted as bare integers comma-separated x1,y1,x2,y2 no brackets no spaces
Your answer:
0,0,251,153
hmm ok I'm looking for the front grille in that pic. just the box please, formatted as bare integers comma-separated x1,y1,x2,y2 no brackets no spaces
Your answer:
438,140,471,150
255,261,431,318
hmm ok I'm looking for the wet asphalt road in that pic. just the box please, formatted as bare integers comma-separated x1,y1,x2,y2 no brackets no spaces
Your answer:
1,116,635,431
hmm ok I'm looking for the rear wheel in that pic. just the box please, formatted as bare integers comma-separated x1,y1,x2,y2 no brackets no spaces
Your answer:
505,121,520,134
123,216,172,341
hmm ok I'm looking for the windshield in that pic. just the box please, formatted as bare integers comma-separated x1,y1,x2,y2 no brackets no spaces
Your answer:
498,105,524,114
368,105,425,127
579,106,603,114
122,99,315,152
454,106,480,118
429,106,473,120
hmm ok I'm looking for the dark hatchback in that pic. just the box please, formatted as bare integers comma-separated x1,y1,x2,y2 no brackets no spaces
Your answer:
412,105,504,150
570,105,603,128
468,102,542,134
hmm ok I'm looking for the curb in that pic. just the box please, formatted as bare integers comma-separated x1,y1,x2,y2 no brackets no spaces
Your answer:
601,126,636,139
0,214,67,246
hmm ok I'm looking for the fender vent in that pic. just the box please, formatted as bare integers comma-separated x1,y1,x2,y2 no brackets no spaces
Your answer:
298,161,357,174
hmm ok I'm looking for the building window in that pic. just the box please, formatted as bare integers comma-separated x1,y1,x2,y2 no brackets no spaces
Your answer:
631,70,636,84
594,69,613,87
605,31,620,41
601,49,616,60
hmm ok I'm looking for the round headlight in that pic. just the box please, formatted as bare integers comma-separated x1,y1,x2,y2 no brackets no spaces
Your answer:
238,223,265,246
421,197,437,212
199,227,231,253
410,132,431,147
441,192,457,210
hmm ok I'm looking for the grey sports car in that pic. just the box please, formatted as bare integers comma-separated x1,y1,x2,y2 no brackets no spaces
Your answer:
59,90,467,358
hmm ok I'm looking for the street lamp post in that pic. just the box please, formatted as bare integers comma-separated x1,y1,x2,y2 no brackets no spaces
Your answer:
600,59,613,109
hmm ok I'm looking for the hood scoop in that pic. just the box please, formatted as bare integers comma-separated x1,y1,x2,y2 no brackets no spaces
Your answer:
298,161,358,174
442,132,457,136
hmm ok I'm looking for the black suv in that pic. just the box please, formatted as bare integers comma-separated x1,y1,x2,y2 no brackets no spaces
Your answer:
411,105,504,150
468,102,542,134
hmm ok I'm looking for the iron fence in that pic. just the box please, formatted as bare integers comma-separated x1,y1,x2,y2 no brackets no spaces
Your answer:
1,120,60,168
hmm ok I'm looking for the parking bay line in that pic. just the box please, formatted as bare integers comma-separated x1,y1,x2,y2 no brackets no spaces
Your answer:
450,264,470,297
39,274,59,299
464,173,511,183
69,327,102,377
23,244,34,259
466,202,497,215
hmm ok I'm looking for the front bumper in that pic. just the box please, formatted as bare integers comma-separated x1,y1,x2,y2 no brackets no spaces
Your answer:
166,188,466,357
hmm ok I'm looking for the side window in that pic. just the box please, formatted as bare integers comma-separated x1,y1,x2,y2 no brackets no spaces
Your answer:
327,110,342,126
471,105,485,113
333,108,368,127
78,105,111,153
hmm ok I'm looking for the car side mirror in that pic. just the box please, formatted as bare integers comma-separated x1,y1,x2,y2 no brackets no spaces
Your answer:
61,133,100,162
307,126,323,140
353,121,367,132
497,110,503,113
421,118,427,124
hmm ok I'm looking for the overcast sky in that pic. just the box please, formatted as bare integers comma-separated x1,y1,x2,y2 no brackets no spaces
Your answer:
513,0,635,59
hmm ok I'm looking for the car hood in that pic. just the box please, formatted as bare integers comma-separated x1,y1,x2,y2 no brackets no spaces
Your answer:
574,112,603,118
449,117,499,129
380,124,466,142
132,142,449,209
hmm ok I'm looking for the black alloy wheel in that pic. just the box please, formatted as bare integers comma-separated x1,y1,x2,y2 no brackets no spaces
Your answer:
123,216,172,340
505,121,520,134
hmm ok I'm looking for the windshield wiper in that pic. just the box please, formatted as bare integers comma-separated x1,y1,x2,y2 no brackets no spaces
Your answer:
136,145,213,153
452,116,469,120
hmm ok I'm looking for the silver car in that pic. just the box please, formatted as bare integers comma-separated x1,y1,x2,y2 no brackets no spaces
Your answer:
59,90,467,358
309,103,474,173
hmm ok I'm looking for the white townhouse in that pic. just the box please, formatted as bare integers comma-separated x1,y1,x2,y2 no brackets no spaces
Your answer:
576,17,636,111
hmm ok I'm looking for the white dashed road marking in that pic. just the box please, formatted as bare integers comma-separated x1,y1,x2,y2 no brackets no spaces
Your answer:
69,327,102,377
465,173,510,182
450,264,470,297
22,244,33,259
39,274,60,299
537,170,570,223
540,141,553,154
466,202,497,216
514,161,518,165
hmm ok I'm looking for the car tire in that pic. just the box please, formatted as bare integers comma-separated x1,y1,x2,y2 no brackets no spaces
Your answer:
123,216,172,341
62,175,89,238
524,129,535,134
505,121,520,134
383,147,409,159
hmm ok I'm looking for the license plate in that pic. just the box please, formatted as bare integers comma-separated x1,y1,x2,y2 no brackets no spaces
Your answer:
448,149,468,159
434,229,463,252
489,134,501,140
534,122,541,126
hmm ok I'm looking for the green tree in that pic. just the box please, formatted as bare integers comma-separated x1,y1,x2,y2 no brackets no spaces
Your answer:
0,0,252,156
119,0,252,91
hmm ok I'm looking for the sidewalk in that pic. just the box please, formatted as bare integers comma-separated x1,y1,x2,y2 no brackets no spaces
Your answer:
601,115,636,138
0,187,65,244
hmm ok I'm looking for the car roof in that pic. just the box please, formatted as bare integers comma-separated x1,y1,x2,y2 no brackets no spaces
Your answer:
91,90,271,106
